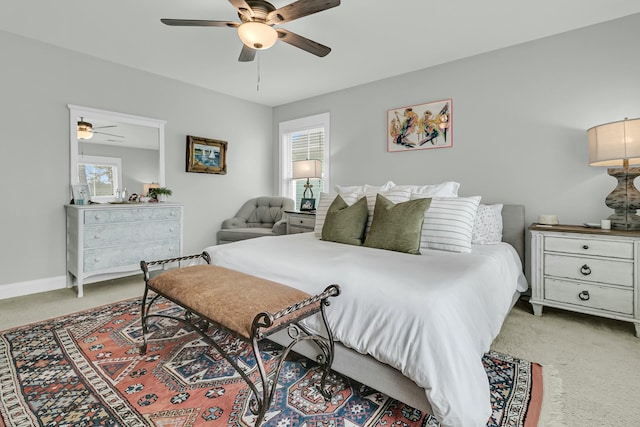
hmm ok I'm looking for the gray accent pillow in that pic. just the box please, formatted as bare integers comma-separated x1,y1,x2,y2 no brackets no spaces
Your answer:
364,194,431,254
321,195,368,246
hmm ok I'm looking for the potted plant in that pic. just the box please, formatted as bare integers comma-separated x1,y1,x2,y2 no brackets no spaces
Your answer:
149,187,172,202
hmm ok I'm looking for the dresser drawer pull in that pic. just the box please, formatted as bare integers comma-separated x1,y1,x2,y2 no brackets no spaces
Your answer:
578,290,590,301
582,245,589,250
580,264,591,276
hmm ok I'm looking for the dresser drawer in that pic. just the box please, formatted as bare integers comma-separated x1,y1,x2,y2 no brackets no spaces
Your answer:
84,207,181,225
544,278,633,315
84,239,180,272
545,236,633,259
544,254,633,287
84,221,181,248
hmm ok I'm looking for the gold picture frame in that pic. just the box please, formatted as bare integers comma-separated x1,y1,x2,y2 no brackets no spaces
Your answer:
186,135,228,175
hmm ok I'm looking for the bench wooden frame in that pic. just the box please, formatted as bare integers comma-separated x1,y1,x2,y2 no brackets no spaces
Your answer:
139,252,341,426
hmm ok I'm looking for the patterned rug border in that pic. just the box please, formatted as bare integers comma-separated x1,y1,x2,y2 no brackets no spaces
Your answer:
0,297,545,427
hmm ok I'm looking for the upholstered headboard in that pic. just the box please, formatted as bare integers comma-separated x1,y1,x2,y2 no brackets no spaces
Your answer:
501,204,525,268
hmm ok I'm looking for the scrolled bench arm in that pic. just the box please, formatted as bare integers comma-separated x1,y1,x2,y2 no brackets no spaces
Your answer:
252,284,341,338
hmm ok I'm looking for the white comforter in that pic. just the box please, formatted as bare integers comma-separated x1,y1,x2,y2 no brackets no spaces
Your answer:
204,233,527,427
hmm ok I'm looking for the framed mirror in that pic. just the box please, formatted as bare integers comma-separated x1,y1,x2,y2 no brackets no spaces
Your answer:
68,105,165,203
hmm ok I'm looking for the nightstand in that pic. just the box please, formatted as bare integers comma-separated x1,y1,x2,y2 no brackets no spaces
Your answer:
286,211,316,234
530,224,640,337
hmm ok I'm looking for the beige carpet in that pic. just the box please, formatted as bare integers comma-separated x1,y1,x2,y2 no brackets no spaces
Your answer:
1,278,639,426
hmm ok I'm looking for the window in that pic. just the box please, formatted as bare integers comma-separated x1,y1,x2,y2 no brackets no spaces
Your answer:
77,155,122,203
279,113,330,209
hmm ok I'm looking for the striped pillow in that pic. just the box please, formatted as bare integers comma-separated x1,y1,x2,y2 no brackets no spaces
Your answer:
314,192,360,237
412,195,481,253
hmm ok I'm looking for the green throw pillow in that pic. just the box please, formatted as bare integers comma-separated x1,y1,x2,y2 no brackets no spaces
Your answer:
363,194,431,254
321,195,368,245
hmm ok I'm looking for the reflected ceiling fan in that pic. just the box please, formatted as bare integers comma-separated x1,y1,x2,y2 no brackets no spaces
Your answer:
77,118,124,140
161,0,340,62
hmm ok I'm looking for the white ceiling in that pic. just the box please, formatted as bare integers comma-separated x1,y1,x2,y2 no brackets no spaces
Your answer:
3,1,640,106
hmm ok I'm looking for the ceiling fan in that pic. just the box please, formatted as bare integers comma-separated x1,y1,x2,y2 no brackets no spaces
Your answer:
161,0,340,62
77,118,124,140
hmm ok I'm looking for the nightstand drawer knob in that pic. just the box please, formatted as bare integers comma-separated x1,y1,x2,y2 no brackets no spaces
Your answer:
582,245,589,250
580,264,591,276
578,290,590,301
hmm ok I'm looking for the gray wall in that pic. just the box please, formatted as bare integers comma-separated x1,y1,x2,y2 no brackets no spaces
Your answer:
0,30,273,288
2,12,639,292
273,13,640,271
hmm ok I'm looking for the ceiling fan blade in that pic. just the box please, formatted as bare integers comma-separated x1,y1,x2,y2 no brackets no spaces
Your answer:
228,0,254,20
93,125,117,129
94,131,125,138
238,44,257,62
266,0,340,25
276,28,331,57
161,19,239,28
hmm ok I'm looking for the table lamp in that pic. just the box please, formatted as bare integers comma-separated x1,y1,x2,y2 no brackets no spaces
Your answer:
587,117,640,230
292,159,322,210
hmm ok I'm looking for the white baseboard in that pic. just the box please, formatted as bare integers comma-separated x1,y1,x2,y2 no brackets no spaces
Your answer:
0,276,67,300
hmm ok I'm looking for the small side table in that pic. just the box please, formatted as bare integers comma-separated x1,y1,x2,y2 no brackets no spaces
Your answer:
286,210,316,234
529,223,640,337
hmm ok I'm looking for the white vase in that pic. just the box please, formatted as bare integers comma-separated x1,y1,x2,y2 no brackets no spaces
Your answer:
158,194,168,202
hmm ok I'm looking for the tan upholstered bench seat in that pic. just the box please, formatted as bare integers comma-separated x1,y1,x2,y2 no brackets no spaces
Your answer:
147,264,319,339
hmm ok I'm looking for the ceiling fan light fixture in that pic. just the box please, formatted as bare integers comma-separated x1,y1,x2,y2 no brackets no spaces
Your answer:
77,120,93,140
237,22,277,50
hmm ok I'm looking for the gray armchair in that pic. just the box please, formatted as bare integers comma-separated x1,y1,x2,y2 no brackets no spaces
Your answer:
217,196,295,244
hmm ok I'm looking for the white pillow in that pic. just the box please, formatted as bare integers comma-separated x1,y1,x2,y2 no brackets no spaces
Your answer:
364,188,412,234
411,195,481,253
472,204,503,244
391,181,460,197
335,181,395,195
314,192,360,237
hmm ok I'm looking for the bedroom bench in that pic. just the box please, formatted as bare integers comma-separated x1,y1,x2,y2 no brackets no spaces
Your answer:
139,252,340,427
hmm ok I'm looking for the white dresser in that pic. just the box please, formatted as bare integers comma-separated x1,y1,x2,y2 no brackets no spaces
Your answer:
66,203,183,297
530,224,640,337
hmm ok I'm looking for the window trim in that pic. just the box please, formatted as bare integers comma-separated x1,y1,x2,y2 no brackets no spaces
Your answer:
278,112,330,202
78,154,122,203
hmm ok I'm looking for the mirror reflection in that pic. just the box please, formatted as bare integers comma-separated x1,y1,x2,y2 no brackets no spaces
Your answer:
69,105,165,203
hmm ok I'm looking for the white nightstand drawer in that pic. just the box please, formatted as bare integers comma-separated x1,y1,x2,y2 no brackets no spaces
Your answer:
545,236,633,259
544,253,633,287
544,278,633,315
289,216,315,229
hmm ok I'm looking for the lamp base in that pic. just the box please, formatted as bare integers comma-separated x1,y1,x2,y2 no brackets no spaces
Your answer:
606,167,640,230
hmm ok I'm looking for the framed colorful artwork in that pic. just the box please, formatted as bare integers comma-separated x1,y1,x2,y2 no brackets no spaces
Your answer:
387,98,452,152
186,135,227,174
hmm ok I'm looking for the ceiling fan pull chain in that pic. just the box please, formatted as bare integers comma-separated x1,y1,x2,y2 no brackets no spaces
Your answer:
256,52,261,92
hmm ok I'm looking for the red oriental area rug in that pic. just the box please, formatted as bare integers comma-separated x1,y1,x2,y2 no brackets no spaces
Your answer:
0,298,542,426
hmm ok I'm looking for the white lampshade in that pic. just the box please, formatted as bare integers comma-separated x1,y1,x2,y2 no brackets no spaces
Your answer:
588,118,640,166
237,22,278,50
292,159,322,179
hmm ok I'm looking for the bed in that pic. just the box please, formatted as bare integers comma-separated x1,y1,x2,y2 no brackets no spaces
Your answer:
203,202,527,427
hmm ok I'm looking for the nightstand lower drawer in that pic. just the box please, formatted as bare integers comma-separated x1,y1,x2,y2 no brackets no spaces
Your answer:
544,278,633,315
290,216,315,229
544,254,633,287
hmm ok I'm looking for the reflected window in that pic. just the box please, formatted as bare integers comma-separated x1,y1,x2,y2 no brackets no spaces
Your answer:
78,155,122,202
